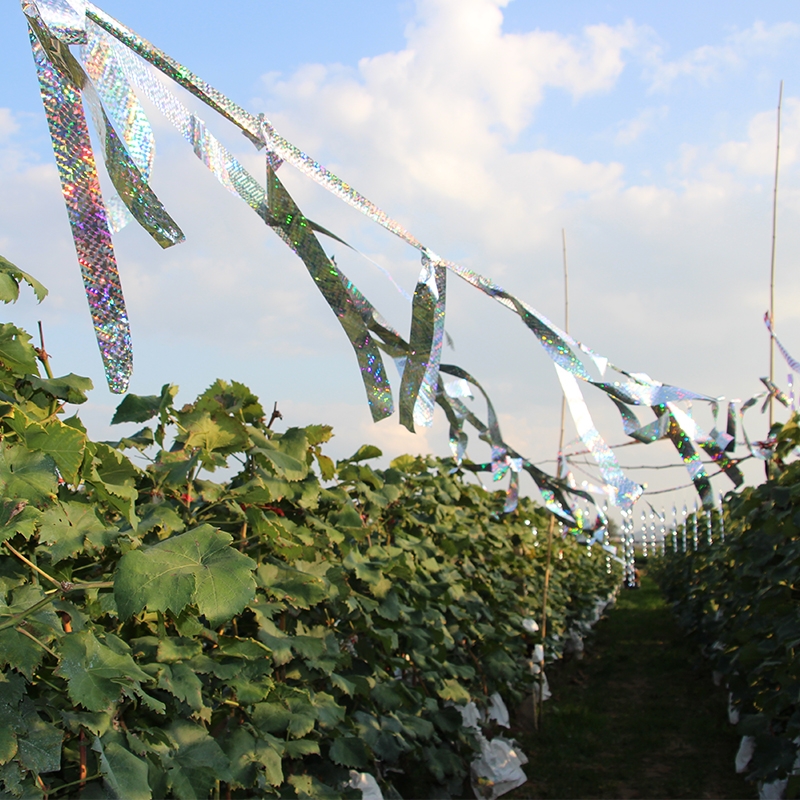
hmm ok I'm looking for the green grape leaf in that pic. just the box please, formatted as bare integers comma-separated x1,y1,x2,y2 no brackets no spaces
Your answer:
283,739,320,759
224,729,284,788
256,563,328,609
25,374,93,405
343,444,382,463
56,631,153,713
251,702,292,735
0,324,38,376
256,445,308,481
0,444,57,505
0,725,17,765
155,662,204,712
93,736,151,800
16,700,62,774
39,501,108,563
304,425,333,446
329,737,370,769
178,410,249,455
164,720,231,800
0,629,44,679
0,257,47,303
114,525,257,626
0,501,40,543
111,393,162,425
437,679,471,704
24,419,86,485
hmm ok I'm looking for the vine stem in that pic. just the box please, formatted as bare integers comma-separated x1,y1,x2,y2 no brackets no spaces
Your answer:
16,626,57,657
3,542,61,589
36,320,55,380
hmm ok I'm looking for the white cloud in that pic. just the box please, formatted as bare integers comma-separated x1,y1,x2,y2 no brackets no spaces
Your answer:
717,98,800,176
615,105,669,145
646,21,800,92
0,108,19,141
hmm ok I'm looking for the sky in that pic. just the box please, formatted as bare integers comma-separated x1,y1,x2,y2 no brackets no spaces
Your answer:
1,0,799,523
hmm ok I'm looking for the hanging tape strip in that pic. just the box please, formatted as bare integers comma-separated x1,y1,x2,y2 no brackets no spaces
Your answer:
26,12,131,392
73,4,737,508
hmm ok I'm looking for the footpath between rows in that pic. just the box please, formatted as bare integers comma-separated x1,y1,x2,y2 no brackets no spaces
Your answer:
507,574,752,799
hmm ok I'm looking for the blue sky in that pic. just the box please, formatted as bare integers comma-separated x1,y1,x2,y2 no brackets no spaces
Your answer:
1,0,799,515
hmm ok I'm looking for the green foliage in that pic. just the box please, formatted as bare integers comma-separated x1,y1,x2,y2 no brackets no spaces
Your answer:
653,414,800,787
0,265,620,798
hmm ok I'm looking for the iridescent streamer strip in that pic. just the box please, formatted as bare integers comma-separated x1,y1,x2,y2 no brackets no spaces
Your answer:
765,313,800,373
82,83,184,248
666,402,743,487
265,166,394,419
399,255,446,431
556,365,643,507
26,16,131,392
654,403,712,505
28,0,86,44
58,4,736,510
81,21,155,232
31,17,183,250
85,3,264,148
436,365,592,521
413,259,446,429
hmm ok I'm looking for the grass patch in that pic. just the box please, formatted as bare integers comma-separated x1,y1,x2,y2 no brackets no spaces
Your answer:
507,574,753,799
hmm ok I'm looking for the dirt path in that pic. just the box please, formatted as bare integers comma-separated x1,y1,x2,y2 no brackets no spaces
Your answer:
506,574,753,799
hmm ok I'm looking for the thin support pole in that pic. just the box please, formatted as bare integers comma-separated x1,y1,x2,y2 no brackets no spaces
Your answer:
538,229,570,728
769,80,783,428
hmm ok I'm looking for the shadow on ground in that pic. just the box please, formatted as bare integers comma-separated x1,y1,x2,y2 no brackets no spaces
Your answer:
506,574,753,799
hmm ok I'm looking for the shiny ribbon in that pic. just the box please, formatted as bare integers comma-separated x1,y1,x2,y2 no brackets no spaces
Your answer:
26,1,750,512
25,10,132,392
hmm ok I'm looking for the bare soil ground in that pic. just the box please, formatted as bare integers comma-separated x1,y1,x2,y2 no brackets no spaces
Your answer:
505,574,753,799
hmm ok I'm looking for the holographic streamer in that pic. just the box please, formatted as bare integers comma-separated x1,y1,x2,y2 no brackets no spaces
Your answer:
657,404,712,505
29,0,86,44
738,394,772,460
760,377,790,408
765,312,800,373
413,259,446,429
31,17,182,249
667,403,743,487
399,255,446,431
85,3,264,148
81,20,155,232
503,459,522,514
27,17,131,392
556,366,642,508
726,401,737,451
437,390,469,464
265,166,394,420
107,34,263,211
27,4,742,513
439,365,506,462
82,84,184,248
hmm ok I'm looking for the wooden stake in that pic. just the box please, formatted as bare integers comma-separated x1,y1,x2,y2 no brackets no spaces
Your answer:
538,229,570,728
769,80,783,428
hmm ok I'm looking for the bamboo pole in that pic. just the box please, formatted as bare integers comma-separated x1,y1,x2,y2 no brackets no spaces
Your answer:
769,80,783,428
538,229,570,727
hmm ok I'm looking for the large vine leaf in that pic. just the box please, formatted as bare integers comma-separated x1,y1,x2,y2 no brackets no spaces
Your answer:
164,721,232,800
23,418,87,485
0,324,38,375
25,374,93,405
56,631,154,713
93,735,152,800
115,525,257,625
0,256,48,304
39,500,110,563
16,700,62,775
0,444,57,505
